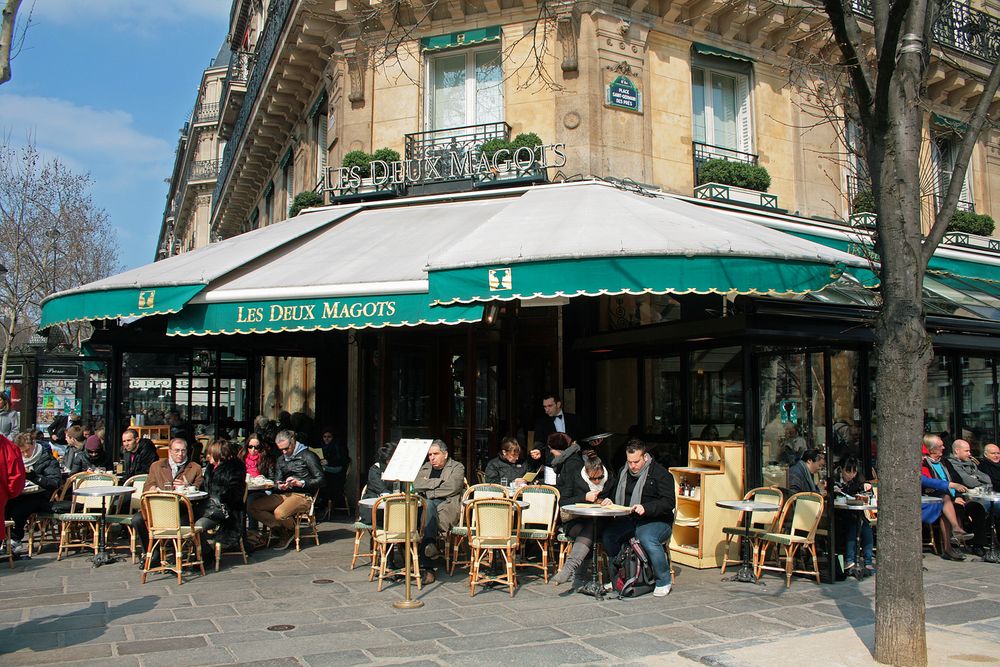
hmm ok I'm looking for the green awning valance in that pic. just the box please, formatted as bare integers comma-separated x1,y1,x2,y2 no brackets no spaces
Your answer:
693,42,754,62
931,112,968,133
309,91,328,118
429,256,874,305
421,26,501,51
167,293,482,336
40,284,206,329
280,146,294,168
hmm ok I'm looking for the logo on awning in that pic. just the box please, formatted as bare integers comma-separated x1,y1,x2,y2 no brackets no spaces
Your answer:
138,290,156,309
488,268,512,291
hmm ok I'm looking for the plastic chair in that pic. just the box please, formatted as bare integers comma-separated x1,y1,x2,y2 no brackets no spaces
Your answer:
514,484,560,582
754,491,825,587
720,486,784,574
447,484,509,574
55,472,117,560
370,493,424,592
351,484,374,569
140,492,205,585
467,497,520,597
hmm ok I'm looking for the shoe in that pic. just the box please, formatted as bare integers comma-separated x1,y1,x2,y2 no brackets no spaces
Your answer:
968,545,986,558
424,543,440,560
864,565,876,577
421,569,436,585
951,529,974,543
942,549,966,561
603,581,613,591
9,541,27,556
653,583,672,597
273,530,295,550
845,562,856,575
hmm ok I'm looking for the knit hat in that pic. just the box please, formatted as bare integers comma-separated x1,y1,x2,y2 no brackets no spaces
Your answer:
85,435,103,451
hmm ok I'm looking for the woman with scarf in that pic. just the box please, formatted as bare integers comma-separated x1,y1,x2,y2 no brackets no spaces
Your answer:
551,448,614,586
598,438,676,597
5,432,61,553
239,433,276,532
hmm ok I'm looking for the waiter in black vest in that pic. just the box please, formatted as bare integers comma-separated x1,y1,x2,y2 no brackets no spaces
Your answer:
530,393,583,471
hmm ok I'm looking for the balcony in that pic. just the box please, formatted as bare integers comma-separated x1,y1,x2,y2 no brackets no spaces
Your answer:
219,49,256,135
188,159,221,183
192,102,220,125
404,122,518,195
692,141,758,186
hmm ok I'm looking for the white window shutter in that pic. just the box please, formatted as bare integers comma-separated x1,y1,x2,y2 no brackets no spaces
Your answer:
316,115,328,185
737,74,752,154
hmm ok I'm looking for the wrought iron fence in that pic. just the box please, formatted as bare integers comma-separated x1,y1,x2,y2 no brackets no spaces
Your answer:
214,0,294,213
404,122,511,183
692,141,759,185
220,49,256,109
851,0,999,62
189,159,221,182
193,103,220,124
933,192,975,213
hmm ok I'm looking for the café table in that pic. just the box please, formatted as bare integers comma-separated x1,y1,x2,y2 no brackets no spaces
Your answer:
72,485,135,567
967,491,1000,563
716,499,781,584
21,482,44,495
561,503,632,599
833,498,878,581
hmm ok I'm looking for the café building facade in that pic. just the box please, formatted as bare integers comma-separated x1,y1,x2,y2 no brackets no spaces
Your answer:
40,0,1000,568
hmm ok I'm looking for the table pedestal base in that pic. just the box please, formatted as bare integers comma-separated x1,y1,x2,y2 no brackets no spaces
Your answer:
722,563,762,584
576,580,608,599
92,551,119,567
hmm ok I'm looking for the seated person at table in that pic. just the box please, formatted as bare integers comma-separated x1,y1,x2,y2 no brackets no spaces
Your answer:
921,435,971,561
61,426,90,475
485,437,527,485
132,438,205,555
599,439,675,597
121,429,158,480
413,440,465,584
552,449,614,586
196,439,247,551
788,448,826,494
945,439,995,556
319,428,350,514
239,433,276,532
834,457,875,576
979,444,1000,490
248,429,323,550
84,435,111,470
4,431,61,554
363,442,396,501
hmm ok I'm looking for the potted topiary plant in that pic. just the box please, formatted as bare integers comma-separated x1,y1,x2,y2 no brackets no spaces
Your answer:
289,190,324,217
849,189,877,228
947,210,995,237
331,147,404,203
694,158,778,209
476,132,548,187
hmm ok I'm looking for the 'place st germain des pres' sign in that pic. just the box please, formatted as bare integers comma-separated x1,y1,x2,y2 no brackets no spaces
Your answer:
606,75,642,112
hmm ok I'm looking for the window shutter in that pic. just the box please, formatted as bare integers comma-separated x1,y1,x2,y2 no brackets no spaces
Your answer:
737,74,752,153
316,115,328,185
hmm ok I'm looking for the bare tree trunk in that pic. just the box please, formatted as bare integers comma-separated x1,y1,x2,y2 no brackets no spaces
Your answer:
0,303,16,394
0,0,22,85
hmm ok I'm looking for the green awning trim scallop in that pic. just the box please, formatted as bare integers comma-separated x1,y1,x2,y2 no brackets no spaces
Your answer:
166,292,483,336
421,26,501,51
931,112,968,133
693,42,754,62
429,256,876,305
40,284,206,328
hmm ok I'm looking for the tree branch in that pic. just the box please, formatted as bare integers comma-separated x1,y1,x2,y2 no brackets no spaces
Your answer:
821,0,875,126
870,0,912,133
922,58,1000,264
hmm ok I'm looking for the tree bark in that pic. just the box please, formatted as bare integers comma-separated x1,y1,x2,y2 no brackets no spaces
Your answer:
0,0,22,86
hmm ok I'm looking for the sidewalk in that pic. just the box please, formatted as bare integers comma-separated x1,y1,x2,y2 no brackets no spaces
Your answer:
1,519,999,666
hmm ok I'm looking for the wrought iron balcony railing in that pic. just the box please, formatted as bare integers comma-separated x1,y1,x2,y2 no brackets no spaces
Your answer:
851,0,1000,63
220,49,256,109
692,141,759,185
933,192,975,213
404,122,511,173
193,102,220,124
846,173,870,204
214,0,294,214
188,159,221,182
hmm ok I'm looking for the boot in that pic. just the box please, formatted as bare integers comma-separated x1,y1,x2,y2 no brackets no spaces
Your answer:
551,543,590,585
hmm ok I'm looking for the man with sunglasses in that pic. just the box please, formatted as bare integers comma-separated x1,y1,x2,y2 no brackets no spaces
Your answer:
249,429,324,549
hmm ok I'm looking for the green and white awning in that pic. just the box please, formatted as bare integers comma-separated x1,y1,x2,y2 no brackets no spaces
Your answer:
427,182,878,305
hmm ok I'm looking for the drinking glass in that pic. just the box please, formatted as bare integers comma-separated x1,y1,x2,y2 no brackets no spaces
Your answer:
501,477,509,487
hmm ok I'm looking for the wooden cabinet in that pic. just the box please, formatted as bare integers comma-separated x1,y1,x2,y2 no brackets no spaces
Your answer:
132,424,170,442
669,440,745,569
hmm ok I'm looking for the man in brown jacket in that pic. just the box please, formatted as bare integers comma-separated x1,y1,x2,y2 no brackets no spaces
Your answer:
413,440,465,583
132,438,203,555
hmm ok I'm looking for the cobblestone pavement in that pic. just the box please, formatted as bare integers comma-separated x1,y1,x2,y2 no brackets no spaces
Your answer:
2,519,999,666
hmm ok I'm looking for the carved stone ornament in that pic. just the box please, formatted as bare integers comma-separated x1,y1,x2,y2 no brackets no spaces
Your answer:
608,60,635,76
557,12,579,73
347,53,367,104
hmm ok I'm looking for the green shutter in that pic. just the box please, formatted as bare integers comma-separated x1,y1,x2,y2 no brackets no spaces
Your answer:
693,42,754,63
280,146,294,168
309,91,328,118
421,26,501,51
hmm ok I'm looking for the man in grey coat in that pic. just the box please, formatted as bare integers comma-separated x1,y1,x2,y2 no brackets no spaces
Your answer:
945,439,995,555
787,448,825,494
413,440,465,583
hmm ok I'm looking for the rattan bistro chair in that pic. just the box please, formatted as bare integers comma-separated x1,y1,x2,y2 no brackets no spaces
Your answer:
3,520,13,568
467,497,521,597
102,474,150,563
140,493,205,585
210,485,249,571
55,472,117,560
720,486,784,575
370,493,424,592
447,484,509,574
754,491,824,587
513,484,560,582
293,489,321,552
351,485,375,569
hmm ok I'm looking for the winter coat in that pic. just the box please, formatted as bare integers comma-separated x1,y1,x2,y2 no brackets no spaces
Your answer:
0,434,26,539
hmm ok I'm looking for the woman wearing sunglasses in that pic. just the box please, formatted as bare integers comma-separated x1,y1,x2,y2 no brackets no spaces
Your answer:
239,433,277,535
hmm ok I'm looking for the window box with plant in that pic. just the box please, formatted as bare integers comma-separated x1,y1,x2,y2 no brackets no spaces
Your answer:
693,159,779,210
943,211,998,251
289,190,325,217
329,148,403,204
474,132,548,188
849,188,877,228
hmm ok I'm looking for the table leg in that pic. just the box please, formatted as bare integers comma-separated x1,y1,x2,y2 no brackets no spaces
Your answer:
92,496,118,568
983,501,1000,564
577,519,606,599
723,512,762,584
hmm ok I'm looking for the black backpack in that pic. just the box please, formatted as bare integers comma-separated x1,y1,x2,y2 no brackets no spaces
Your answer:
611,537,656,598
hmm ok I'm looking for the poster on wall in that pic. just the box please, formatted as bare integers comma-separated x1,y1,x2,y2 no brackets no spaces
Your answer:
37,378,77,430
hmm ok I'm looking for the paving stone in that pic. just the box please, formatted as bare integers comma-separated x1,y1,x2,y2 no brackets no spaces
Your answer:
607,611,676,630
283,620,371,637
57,657,141,667
392,621,459,642
0,643,113,664
442,615,521,636
759,606,845,629
132,645,235,667
925,599,1000,626
445,641,605,666
695,615,795,640
13,610,108,632
366,608,463,628
644,623,723,649
62,625,129,645
171,603,239,620
583,632,680,659
106,608,177,625
707,596,783,614
514,602,619,627
207,630,274,646
0,629,63,652
214,610,326,633
300,650,372,666
226,631,398,662
1,593,92,612
659,604,725,622
438,626,571,651
365,639,450,659
220,659,303,667
116,635,209,655
0,586,65,599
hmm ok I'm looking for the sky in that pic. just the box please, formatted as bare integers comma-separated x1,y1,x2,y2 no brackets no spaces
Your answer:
0,0,231,270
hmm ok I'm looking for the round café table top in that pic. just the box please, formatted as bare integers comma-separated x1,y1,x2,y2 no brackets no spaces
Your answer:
921,495,944,505
834,500,878,511
562,503,632,518
73,486,134,497
716,500,780,512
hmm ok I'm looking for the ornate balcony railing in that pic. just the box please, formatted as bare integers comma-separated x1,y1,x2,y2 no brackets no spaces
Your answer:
404,121,511,167
188,159,221,182
933,192,975,213
220,49,256,108
213,0,294,214
692,141,759,185
193,103,220,124
851,0,1000,63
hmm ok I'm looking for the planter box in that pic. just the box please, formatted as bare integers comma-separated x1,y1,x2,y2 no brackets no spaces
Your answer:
944,231,1000,253
474,163,547,189
849,212,877,229
329,178,402,205
694,182,780,211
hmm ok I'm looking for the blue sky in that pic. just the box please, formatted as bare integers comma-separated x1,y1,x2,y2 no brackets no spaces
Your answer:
0,0,230,270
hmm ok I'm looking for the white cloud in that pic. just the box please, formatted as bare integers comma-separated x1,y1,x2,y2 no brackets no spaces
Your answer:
30,0,230,32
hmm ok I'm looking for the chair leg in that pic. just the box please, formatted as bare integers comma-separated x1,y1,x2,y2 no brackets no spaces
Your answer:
195,536,205,576
369,542,380,582
377,544,389,592
215,542,222,572
809,544,820,584
540,540,549,582
505,547,515,597
412,541,422,590
784,544,797,588
295,521,301,552
469,546,478,597
351,529,363,569
141,542,154,584
311,518,319,546
174,539,183,585
720,534,735,574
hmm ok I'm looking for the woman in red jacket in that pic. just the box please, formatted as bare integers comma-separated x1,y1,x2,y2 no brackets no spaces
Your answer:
0,433,27,542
